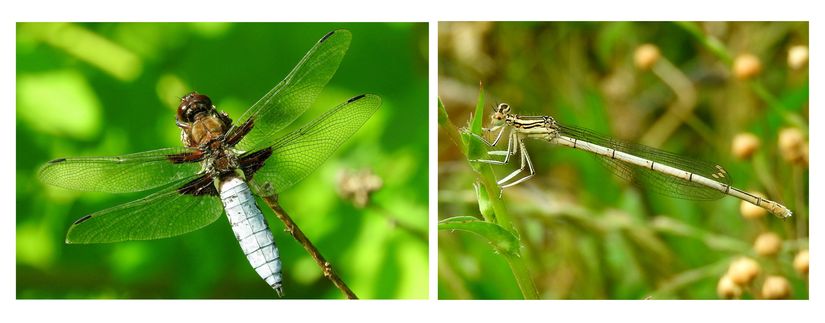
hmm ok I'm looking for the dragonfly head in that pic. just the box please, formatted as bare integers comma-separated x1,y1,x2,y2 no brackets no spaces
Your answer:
490,103,511,126
177,92,215,124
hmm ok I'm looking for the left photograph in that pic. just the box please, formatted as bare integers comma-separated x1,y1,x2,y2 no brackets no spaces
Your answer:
17,22,428,299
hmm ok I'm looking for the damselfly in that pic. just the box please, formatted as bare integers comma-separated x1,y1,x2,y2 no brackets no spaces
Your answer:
472,103,792,219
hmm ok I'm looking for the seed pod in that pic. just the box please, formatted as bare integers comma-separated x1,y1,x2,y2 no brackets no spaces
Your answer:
728,257,760,285
733,53,762,80
634,44,660,70
717,274,743,299
731,133,760,160
794,249,809,275
788,45,809,70
778,128,807,165
761,275,792,299
754,232,782,257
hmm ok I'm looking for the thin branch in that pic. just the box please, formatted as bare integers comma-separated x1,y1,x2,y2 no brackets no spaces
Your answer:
259,193,358,299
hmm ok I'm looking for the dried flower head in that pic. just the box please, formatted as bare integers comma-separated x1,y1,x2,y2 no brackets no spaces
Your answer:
754,232,782,257
761,275,792,299
778,128,807,165
794,249,809,276
337,168,383,208
728,257,760,285
634,44,660,70
717,274,743,299
731,132,760,160
733,53,762,80
788,45,809,70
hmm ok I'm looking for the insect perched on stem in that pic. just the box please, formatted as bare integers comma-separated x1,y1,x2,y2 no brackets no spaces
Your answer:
471,103,792,219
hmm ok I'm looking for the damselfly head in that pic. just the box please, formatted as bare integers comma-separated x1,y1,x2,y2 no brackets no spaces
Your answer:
491,103,510,124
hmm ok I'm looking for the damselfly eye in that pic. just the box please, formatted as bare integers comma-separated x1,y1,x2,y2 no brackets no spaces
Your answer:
498,103,510,113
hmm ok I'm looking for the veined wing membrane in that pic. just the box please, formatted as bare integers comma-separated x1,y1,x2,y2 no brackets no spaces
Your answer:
558,123,729,200
234,29,352,152
66,177,224,243
248,94,381,194
39,147,204,193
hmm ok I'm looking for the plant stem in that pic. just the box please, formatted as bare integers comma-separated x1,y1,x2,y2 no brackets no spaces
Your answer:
439,96,539,299
260,194,358,299
502,251,540,299
438,98,467,156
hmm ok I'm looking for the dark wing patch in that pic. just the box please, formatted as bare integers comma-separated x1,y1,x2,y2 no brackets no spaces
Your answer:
226,118,255,147
240,147,273,180
167,150,205,164
178,174,218,196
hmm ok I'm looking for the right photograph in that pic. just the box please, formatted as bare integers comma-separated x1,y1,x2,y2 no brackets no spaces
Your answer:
438,22,808,299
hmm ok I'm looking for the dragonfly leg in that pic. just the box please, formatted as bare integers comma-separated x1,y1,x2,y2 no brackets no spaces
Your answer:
500,139,535,188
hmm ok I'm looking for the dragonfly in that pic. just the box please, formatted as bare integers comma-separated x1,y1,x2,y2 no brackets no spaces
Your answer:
471,103,792,219
38,29,381,297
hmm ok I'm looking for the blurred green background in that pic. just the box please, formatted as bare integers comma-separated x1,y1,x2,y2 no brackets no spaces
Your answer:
17,22,428,299
438,22,808,299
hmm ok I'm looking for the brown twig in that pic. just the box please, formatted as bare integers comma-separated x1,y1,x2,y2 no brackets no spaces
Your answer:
259,193,358,299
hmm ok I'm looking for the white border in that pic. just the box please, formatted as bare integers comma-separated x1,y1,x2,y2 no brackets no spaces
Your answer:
5,0,821,322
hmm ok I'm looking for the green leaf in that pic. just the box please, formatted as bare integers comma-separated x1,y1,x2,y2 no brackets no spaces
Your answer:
473,182,496,223
470,84,486,134
438,216,519,256
464,85,488,165
438,97,466,156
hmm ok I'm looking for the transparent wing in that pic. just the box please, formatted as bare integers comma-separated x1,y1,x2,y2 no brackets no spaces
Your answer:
234,29,352,152
66,177,225,244
38,147,204,193
247,94,381,194
558,123,729,201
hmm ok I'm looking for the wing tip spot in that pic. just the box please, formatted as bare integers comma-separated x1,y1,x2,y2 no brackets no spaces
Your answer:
320,30,335,42
73,214,93,225
48,158,67,164
348,94,366,103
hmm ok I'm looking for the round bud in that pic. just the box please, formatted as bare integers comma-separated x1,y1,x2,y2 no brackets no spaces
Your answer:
794,249,809,275
800,143,809,166
728,257,760,285
761,275,791,299
778,128,807,164
634,44,661,70
717,274,743,299
740,193,768,219
753,232,782,257
733,53,762,80
731,133,760,160
787,45,809,70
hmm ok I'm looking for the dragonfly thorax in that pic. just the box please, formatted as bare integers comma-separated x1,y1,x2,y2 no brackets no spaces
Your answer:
203,139,242,179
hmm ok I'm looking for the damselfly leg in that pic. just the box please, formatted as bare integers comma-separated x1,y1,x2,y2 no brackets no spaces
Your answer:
470,126,536,190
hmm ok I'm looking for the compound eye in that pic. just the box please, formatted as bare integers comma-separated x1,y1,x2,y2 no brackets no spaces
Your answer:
177,92,212,123
499,103,510,113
